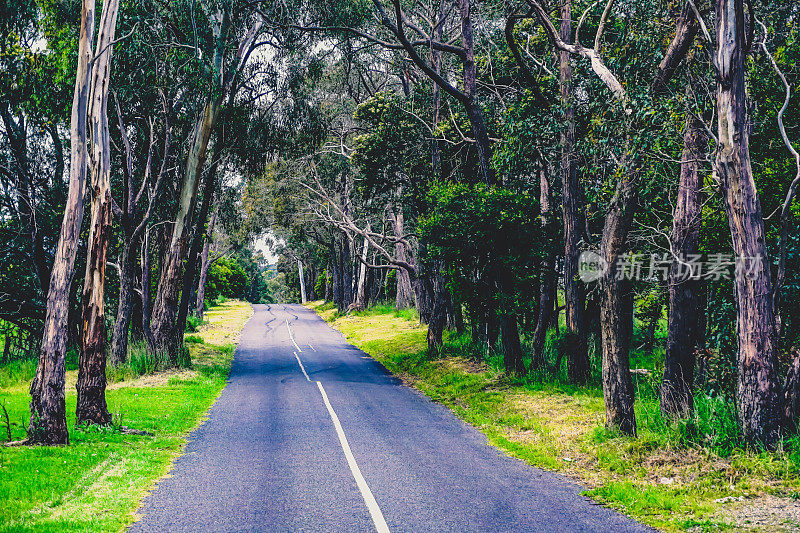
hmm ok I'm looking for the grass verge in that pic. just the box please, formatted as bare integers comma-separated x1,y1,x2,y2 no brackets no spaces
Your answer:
0,300,252,532
306,300,800,532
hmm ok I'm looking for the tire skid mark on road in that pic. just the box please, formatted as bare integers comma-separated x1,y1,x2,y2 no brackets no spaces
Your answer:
287,320,390,533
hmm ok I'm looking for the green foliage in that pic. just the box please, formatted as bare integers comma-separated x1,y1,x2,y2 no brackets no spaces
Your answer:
352,92,431,197
314,270,329,298
185,316,205,333
421,182,546,318
207,257,249,301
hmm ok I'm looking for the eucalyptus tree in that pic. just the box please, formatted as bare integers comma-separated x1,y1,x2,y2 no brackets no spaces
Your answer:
283,0,498,184
75,0,124,426
507,0,589,383
709,0,781,445
29,0,95,444
149,2,263,360
525,0,689,434
652,2,706,418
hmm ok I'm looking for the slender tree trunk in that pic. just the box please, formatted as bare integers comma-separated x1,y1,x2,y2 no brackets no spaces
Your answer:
496,269,525,373
457,0,495,184
532,255,556,369
532,164,556,369
194,210,217,320
559,0,590,385
28,0,95,444
715,0,781,446
426,265,448,352
662,115,706,416
298,259,307,304
131,272,144,344
355,232,370,308
325,262,333,301
430,0,444,178
501,314,525,374
599,167,638,436
174,142,223,360
390,206,415,309
486,306,499,349
111,242,136,365
150,99,220,356
453,293,465,335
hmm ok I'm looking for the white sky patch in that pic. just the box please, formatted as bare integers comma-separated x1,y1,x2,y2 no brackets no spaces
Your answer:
254,233,283,264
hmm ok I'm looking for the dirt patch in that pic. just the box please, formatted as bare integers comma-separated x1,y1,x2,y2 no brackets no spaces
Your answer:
719,496,800,531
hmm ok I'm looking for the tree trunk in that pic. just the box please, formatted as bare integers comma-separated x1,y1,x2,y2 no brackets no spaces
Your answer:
501,314,525,374
532,164,556,370
194,209,217,319
140,228,156,350
76,0,121,426
532,255,556,370
28,0,95,444
355,232,370,308
457,0,495,184
559,0,590,385
662,115,706,417
150,98,221,356
486,306,499,349
298,259,307,304
325,263,333,301
174,141,223,361
599,169,638,436
390,206,415,309
332,244,342,308
426,266,448,352
111,242,136,365
715,0,781,446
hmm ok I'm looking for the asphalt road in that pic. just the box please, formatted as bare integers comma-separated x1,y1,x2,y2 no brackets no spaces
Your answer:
131,304,651,532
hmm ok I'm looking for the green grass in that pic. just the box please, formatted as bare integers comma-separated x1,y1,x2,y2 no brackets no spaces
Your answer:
308,300,800,532
0,300,252,532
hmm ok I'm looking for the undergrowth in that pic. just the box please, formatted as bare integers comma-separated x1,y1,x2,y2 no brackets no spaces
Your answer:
310,300,800,531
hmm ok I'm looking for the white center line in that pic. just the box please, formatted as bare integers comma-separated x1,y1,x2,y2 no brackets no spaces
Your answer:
287,321,389,533
316,380,390,533
293,352,311,382
286,320,302,352
308,343,317,352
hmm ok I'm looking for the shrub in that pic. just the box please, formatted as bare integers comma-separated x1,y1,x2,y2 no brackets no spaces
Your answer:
186,315,204,332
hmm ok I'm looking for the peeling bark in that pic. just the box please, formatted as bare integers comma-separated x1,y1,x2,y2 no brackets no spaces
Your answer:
29,0,95,444
532,164,556,369
76,0,121,426
715,0,781,447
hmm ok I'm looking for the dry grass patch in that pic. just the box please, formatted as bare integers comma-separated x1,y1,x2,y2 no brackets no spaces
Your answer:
198,300,252,346
107,370,198,390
